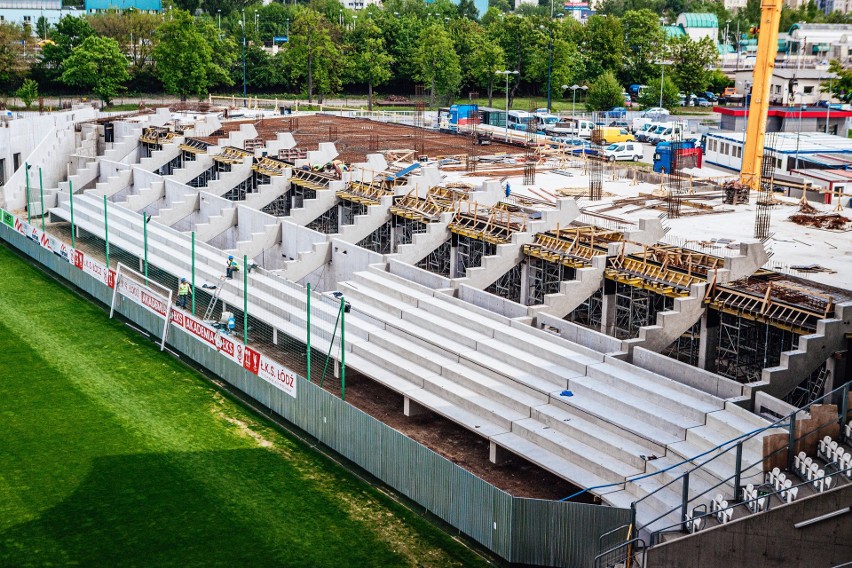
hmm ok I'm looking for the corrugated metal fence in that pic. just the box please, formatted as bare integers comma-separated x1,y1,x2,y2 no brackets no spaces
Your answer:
1,222,631,567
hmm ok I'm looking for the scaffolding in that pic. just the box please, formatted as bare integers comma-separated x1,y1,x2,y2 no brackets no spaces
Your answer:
306,206,339,234
568,285,603,330
417,240,452,276
358,221,393,254
486,263,523,302
448,201,529,245
605,242,721,297
784,362,830,408
667,130,684,219
339,200,368,226
715,311,797,383
260,193,293,217
178,138,210,155
251,156,290,177
661,320,701,367
613,282,672,339
526,256,576,305
754,133,777,239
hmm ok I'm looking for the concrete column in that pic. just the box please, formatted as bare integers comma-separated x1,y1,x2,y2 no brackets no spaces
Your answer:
519,261,530,306
698,309,721,372
449,245,458,279
272,327,278,345
601,279,616,336
404,396,429,417
489,441,511,465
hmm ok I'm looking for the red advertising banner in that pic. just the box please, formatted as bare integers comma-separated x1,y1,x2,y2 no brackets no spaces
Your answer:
71,249,84,270
82,254,115,288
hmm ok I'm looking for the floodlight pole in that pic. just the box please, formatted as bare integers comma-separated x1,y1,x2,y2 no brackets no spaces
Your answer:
38,167,45,231
243,254,248,345
103,195,110,268
340,295,346,401
142,210,148,285
306,282,312,382
69,180,75,248
25,162,31,223
191,231,196,315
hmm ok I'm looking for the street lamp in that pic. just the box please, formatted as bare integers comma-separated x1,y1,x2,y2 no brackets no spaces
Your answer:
496,70,519,140
217,9,221,32
286,18,290,37
540,25,554,112
724,19,731,61
255,10,258,34
657,60,670,110
239,12,246,107
569,84,587,116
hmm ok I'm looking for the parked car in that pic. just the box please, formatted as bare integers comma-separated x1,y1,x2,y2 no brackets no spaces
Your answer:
608,119,630,129
597,126,635,144
551,137,595,155
641,107,670,117
695,97,712,107
703,91,718,102
603,142,643,162
606,106,628,118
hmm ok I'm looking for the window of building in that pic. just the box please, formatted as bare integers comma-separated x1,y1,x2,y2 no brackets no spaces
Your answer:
777,158,782,169
23,15,31,23
0,158,5,186
13,153,21,172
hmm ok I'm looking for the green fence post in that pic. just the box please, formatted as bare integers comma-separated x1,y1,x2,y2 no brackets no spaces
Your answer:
38,167,45,231
69,180,75,248
340,295,345,402
103,195,110,268
25,162,31,223
243,254,248,345
142,211,148,285
306,282,312,382
191,231,196,315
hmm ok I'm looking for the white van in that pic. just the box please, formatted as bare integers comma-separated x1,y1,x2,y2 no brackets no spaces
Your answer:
534,112,559,133
649,125,684,145
546,117,594,138
603,142,643,162
507,110,535,131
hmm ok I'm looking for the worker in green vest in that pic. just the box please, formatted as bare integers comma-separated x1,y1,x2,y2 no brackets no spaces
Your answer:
177,277,191,309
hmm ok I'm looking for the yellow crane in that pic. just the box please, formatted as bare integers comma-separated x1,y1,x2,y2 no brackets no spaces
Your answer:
740,0,784,193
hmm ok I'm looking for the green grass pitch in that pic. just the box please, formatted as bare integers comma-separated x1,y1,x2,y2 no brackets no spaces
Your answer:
0,243,490,567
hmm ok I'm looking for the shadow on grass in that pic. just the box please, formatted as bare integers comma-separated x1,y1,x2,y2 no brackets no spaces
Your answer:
0,449,405,568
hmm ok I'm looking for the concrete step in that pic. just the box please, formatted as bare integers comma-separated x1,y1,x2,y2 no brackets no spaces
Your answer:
490,431,619,494
531,404,657,471
456,350,571,395
549,390,683,448
585,361,721,424
512,418,641,484
440,362,547,416
567,375,703,439
422,375,526,431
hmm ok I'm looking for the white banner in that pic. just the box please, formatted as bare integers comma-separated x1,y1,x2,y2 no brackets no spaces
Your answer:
257,354,298,398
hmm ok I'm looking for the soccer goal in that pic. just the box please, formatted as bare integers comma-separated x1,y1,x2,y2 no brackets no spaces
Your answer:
109,262,174,351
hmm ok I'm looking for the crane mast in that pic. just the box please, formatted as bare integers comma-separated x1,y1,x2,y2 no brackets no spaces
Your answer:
739,0,783,193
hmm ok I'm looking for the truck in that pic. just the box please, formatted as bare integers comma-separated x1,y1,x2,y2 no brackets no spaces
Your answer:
437,104,478,132
653,140,703,174
628,84,648,102
545,116,594,138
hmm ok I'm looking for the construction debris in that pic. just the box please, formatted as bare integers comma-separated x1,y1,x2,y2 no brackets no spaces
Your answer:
722,180,749,205
788,212,851,230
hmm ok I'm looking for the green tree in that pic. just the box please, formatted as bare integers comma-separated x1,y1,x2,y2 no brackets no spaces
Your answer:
285,8,341,103
469,32,505,107
487,14,535,106
89,11,162,90
458,0,480,19
61,36,129,105
345,20,393,110
0,23,34,93
34,15,94,87
413,23,461,108
153,10,234,101
582,15,625,81
825,59,852,103
639,75,680,109
621,9,665,85
587,70,624,111
35,16,50,41
669,35,718,96
706,68,732,95
527,27,584,100
16,78,38,108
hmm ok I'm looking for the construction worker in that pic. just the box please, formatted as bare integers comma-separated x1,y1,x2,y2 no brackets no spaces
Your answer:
226,255,239,279
177,277,191,309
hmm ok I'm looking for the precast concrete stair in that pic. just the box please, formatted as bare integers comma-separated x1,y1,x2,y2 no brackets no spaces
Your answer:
226,221,282,261
285,187,339,227
194,207,237,243
335,197,393,245
101,127,143,164
527,255,607,319
58,158,99,195
119,180,165,212
169,154,214,185
456,236,530,289
628,282,708,354
242,180,286,211
89,167,133,200
269,240,332,282
202,164,253,198
391,211,453,265
138,138,183,173
153,185,200,227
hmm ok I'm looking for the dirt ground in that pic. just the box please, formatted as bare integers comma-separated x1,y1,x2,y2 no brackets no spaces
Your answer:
210,115,522,165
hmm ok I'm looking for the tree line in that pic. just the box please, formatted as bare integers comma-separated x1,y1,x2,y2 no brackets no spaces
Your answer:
0,0,846,110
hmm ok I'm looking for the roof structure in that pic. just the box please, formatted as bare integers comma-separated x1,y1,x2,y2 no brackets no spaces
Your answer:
677,12,719,28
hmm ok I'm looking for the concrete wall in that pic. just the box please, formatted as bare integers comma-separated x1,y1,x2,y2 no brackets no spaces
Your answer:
631,347,745,400
0,107,98,210
456,283,529,319
536,312,623,354
387,258,452,290
645,483,852,568
319,238,383,291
